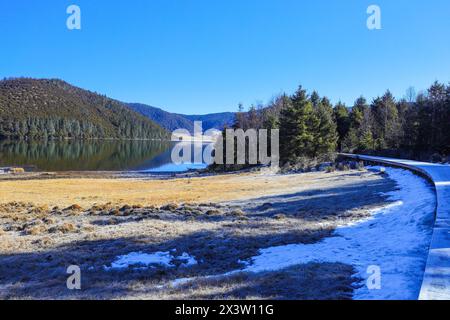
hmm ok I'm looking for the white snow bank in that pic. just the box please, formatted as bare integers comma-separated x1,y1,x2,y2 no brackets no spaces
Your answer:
241,166,435,300
105,251,197,270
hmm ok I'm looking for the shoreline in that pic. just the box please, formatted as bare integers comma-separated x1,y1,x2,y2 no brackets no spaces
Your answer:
0,165,267,182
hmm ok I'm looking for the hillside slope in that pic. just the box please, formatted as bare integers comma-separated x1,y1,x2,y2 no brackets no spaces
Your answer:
183,112,235,131
0,78,168,140
128,103,195,132
128,102,235,133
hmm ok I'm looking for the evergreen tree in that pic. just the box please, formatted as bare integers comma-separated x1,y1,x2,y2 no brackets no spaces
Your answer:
342,96,374,152
312,96,337,156
428,81,448,152
333,102,350,151
233,103,246,129
370,91,400,149
279,86,316,163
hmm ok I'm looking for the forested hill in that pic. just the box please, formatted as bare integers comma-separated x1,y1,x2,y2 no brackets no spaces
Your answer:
128,103,195,132
0,78,169,140
128,103,235,133
183,112,235,132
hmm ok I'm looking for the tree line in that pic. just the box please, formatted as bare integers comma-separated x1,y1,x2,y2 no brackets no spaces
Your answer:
0,117,167,140
225,81,450,168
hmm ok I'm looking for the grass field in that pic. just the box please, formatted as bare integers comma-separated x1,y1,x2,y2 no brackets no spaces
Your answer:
0,169,396,299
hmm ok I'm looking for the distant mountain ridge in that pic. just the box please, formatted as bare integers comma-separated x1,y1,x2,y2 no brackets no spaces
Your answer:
128,103,235,133
183,112,236,132
128,103,195,133
0,78,169,140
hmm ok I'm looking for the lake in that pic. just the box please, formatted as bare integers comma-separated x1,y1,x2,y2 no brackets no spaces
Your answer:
0,140,209,173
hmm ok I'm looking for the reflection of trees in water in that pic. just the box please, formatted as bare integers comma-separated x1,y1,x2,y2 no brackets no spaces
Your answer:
0,140,172,171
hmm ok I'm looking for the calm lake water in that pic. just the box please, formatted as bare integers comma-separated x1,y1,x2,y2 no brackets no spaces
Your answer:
0,140,208,172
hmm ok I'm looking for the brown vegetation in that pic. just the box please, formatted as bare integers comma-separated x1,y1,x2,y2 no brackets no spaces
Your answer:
0,169,396,299
0,169,376,209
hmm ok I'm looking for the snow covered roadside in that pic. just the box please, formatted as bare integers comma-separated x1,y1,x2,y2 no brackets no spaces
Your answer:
241,167,435,300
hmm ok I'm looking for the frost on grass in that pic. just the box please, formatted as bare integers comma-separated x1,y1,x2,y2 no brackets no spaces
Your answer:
240,167,435,300
105,251,197,270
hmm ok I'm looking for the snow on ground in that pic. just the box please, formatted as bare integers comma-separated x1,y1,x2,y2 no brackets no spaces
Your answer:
241,166,435,300
143,162,207,173
105,251,197,270
178,252,198,267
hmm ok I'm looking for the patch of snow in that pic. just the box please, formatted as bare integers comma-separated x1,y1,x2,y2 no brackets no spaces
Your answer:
106,251,174,270
370,166,386,173
143,162,207,173
240,167,435,300
171,277,195,287
178,252,198,267
435,181,450,187
238,259,250,267
170,273,228,287
105,251,198,270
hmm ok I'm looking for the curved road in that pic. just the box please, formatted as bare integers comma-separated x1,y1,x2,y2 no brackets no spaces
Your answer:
341,153,450,300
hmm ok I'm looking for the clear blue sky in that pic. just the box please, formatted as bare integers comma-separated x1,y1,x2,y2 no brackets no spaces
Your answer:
1,0,449,114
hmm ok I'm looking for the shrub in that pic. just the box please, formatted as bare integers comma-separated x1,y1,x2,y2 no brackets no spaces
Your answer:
10,168,25,174
42,217,56,225
110,209,121,216
35,236,53,246
336,163,347,171
161,203,178,211
273,213,287,220
120,205,132,211
430,153,443,163
65,204,83,211
58,223,76,233
230,209,245,217
31,204,49,214
357,161,365,170
25,225,47,235
206,209,222,215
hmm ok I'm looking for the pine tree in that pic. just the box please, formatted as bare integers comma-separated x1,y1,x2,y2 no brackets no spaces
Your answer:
333,102,350,151
359,130,375,151
343,96,373,152
312,96,337,156
233,103,246,129
279,86,316,163
428,81,447,152
370,91,400,149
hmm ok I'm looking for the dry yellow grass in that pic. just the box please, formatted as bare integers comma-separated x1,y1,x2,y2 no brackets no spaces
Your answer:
0,171,349,208
0,169,396,299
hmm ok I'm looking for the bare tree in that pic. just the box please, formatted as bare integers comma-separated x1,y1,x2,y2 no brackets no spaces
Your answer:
405,86,417,103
